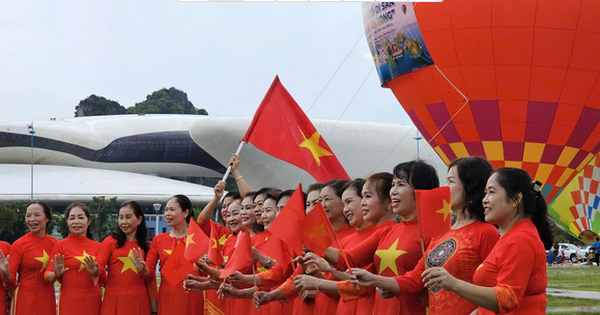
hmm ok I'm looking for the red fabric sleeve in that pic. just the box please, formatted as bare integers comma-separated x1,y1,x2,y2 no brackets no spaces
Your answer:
146,273,159,301
337,280,374,302
394,256,426,295
493,236,536,314
258,261,292,291
335,229,383,270
145,238,159,280
96,237,113,281
6,241,22,293
44,241,61,280
278,266,305,304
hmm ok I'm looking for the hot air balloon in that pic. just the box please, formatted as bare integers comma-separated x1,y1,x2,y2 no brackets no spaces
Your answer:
367,0,600,207
550,154,600,243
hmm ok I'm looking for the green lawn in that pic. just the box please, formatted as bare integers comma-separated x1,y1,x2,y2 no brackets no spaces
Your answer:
546,265,600,314
547,265,600,292
548,296,600,307
52,266,600,314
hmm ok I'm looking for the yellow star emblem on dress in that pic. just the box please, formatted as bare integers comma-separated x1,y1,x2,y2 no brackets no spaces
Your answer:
375,239,406,276
435,199,452,222
186,233,196,249
34,250,50,272
298,127,333,166
118,250,138,274
75,250,95,272
164,249,172,255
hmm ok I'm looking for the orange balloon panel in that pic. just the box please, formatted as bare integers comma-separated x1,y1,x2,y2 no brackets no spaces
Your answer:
389,0,600,203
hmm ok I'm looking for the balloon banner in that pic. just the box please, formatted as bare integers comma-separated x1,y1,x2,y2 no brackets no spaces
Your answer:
362,2,434,86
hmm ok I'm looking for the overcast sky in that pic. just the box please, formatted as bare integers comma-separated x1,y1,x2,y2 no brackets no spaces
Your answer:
0,1,413,126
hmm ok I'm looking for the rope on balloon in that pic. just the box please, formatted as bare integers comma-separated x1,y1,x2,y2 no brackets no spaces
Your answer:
433,64,469,102
410,64,471,160
292,65,376,188
367,125,418,175
325,66,375,139
305,33,365,116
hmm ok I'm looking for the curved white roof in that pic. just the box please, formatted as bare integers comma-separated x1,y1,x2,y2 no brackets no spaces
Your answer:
0,164,215,206
190,117,448,189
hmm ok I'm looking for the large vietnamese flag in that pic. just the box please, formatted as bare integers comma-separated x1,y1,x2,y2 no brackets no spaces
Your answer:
208,223,224,267
415,187,452,239
242,76,350,182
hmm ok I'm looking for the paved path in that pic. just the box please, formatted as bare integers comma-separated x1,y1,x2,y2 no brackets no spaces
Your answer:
547,288,600,300
546,306,600,314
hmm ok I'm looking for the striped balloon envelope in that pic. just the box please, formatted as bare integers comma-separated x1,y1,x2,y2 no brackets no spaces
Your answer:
386,0,600,205
550,155,600,243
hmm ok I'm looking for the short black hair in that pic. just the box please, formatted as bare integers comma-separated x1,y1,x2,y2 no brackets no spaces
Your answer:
393,160,439,190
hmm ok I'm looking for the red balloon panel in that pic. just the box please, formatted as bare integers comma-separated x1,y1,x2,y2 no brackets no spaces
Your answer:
389,0,600,203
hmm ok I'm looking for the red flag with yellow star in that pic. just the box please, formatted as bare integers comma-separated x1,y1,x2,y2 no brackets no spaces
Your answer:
267,184,305,256
416,187,452,239
220,231,253,279
208,223,225,267
184,218,210,263
301,202,337,257
162,239,194,289
242,76,350,182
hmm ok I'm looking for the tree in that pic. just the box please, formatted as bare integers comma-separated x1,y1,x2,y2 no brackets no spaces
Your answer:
54,213,69,239
554,227,579,245
74,95,126,117
0,203,30,243
126,87,208,115
88,196,119,241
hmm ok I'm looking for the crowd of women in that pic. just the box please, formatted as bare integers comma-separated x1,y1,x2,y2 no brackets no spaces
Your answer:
0,154,554,315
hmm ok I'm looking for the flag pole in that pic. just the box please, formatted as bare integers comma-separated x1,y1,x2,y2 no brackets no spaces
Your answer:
252,263,258,291
420,237,427,270
221,141,246,182
420,236,429,315
330,232,353,275
315,203,353,275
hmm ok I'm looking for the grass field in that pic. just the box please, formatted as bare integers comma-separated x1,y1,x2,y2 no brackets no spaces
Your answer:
52,266,600,314
548,265,600,292
546,265,600,314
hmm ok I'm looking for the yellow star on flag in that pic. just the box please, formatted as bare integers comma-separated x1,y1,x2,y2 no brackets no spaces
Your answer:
375,239,406,276
476,264,484,271
186,233,196,249
211,238,218,249
164,249,172,255
309,223,329,240
34,250,50,272
118,250,138,274
298,127,333,166
75,250,95,272
435,199,452,222
218,234,229,246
